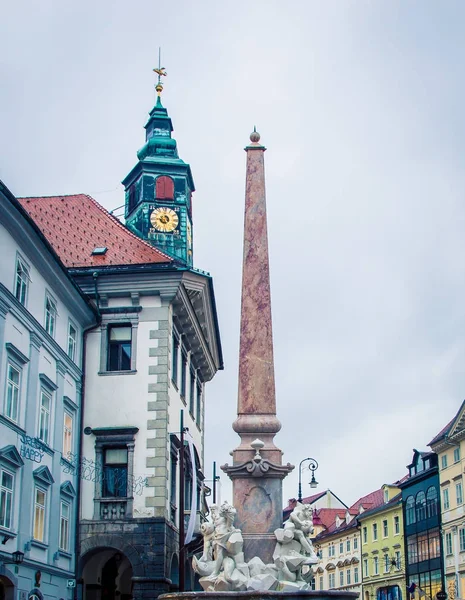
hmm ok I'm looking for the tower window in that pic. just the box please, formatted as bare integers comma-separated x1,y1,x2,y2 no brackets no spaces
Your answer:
156,176,174,200
108,325,132,371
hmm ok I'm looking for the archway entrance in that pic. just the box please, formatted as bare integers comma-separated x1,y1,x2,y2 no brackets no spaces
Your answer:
81,549,133,600
0,575,15,600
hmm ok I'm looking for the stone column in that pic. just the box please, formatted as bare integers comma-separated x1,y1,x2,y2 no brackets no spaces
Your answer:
222,131,293,564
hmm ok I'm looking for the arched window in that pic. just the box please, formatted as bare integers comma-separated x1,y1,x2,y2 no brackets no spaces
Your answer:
426,486,438,518
406,495,416,525
416,491,427,522
156,176,174,200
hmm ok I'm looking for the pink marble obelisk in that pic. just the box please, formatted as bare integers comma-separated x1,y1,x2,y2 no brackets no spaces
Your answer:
222,130,293,564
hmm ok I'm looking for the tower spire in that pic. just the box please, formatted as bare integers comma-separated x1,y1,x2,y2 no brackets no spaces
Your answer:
153,47,167,98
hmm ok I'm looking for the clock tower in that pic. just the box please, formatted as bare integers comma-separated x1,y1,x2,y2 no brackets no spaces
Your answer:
123,67,194,266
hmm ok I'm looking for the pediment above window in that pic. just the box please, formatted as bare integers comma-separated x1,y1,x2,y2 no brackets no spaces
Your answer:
0,445,24,468
5,342,29,365
60,481,76,497
33,465,54,485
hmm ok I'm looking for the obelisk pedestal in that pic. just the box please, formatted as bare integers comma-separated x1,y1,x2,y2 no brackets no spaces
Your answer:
222,130,293,565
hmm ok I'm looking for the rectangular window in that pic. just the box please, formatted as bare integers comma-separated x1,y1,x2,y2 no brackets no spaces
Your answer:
189,369,195,415
374,556,379,575
63,411,73,458
395,550,401,569
15,256,29,305
0,470,14,529
383,519,388,537
384,553,389,572
180,351,187,399
373,523,378,541
319,577,324,591
363,527,367,543
171,334,179,385
102,448,128,497
443,488,450,510
329,573,335,589
454,447,461,463
33,488,46,541
59,501,70,551
346,569,351,585
394,515,400,534
441,454,448,469
346,539,351,552
460,528,465,553
67,322,77,361
45,295,57,337
108,325,132,371
354,567,359,584
339,571,344,586
5,362,20,422
339,541,344,554
329,543,335,557
457,482,463,505
38,389,51,444
196,381,202,424
446,532,453,555
363,558,369,577
354,536,358,550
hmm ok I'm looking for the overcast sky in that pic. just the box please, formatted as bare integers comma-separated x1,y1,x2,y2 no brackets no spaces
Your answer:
2,1,465,508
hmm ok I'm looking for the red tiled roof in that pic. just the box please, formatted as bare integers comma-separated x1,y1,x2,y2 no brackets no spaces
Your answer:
18,194,172,268
312,508,349,529
350,488,384,512
284,491,326,513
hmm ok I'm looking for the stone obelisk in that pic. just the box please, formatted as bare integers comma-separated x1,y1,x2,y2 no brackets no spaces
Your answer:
222,130,293,564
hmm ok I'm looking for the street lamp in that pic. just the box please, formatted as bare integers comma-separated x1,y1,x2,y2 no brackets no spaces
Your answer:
1,550,25,573
298,457,319,502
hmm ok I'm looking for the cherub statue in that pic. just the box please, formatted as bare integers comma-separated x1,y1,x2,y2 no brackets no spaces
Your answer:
273,503,318,588
193,501,248,591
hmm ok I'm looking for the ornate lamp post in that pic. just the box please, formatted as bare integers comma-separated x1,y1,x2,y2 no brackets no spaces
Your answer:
298,457,319,502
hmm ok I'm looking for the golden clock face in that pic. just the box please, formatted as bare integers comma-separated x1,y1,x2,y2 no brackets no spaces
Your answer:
150,207,179,232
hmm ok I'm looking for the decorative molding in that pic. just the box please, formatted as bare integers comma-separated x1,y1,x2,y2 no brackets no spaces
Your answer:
33,465,54,485
39,373,58,391
222,458,294,480
60,481,76,498
0,445,24,468
5,342,29,365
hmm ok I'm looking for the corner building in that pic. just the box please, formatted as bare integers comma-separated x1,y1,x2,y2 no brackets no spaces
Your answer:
18,90,223,600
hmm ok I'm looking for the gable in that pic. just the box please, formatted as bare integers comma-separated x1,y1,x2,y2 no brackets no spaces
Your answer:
0,445,24,469
33,465,54,485
60,480,76,497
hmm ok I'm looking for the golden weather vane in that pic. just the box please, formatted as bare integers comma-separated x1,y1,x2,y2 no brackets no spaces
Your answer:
153,47,167,96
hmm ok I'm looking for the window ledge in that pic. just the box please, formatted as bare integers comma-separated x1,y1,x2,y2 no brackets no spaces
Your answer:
0,415,26,435
0,527,17,539
171,380,178,391
98,370,137,376
58,550,72,559
31,539,48,550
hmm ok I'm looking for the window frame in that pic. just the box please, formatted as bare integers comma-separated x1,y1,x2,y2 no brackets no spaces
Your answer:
180,349,187,399
443,488,450,511
383,519,388,537
441,454,448,469
189,367,195,416
59,500,70,552
354,566,359,584
44,293,57,338
394,514,400,534
67,321,77,362
5,361,21,423
33,486,47,543
99,316,138,375
63,410,74,459
456,481,463,505
363,526,367,544
38,388,52,445
373,522,378,541
14,254,30,306
445,532,453,555
171,332,179,386
374,555,379,575
459,528,465,553
0,467,14,530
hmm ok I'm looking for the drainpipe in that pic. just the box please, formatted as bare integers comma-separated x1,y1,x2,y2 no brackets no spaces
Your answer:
74,273,101,600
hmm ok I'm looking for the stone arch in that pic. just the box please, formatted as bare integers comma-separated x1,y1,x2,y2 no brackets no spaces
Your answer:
0,572,17,600
79,536,143,578
169,554,179,590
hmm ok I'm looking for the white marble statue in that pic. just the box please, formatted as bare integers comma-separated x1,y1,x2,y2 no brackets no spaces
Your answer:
273,502,319,590
192,500,320,592
192,502,249,592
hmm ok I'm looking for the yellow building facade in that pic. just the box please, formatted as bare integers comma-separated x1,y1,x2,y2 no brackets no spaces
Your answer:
358,484,406,600
430,401,465,600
